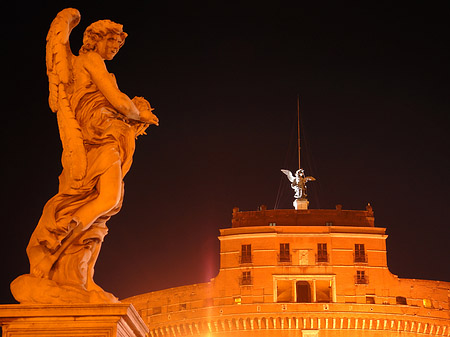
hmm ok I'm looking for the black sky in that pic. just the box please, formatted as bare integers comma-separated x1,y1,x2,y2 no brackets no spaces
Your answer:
1,2,449,303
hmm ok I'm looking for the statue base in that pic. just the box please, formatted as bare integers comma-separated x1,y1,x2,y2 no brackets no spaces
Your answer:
0,303,148,337
294,198,309,210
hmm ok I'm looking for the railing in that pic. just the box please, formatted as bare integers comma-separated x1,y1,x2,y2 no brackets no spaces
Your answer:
315,253,329,263
278,253,292,263
239,255,252,264
355,275,369,284
353,253,368,263
239,276,253,286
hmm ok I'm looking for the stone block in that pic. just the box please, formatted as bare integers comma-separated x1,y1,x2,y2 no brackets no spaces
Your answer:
0,303,148,337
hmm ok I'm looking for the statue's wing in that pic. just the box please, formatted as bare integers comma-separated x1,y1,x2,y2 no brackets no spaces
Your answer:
46,9,87,184
46,8,80,112
281,169,295,183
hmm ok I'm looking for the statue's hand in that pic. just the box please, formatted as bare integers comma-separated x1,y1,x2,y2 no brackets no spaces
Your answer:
131,96,159,125
140,109,159,125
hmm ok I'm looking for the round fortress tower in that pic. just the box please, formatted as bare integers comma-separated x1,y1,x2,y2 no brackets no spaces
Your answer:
125,205,450,336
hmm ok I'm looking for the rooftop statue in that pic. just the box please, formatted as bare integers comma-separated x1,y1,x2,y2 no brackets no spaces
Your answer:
281,169,315,200
11,8,158,304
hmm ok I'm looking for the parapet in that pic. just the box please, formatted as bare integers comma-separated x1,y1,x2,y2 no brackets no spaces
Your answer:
231,205,375,228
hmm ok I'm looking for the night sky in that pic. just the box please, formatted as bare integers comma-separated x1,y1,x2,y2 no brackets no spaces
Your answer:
1,2,449,304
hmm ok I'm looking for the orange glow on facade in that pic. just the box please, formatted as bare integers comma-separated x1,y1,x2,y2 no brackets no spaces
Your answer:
125,206,450,336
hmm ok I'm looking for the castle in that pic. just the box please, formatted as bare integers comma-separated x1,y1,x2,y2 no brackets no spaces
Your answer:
125,204,450,336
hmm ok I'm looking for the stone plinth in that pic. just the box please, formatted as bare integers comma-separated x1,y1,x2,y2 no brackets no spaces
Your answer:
0,303,148,337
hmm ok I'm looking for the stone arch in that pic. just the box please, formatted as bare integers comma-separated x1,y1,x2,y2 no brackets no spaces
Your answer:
276,317,283,329
216,319,223,332
182,323,189,336
254,317,260,329
193,321,201,334
224,319,231,331
261,317,267,329
232,318,238,330
285,317,291,329
238,318,245,330
166,325,173,336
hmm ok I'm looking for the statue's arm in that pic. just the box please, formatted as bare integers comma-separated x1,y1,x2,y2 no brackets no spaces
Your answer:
83,52,141,120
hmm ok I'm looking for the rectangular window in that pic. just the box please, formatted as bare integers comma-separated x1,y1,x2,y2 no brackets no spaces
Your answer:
317,243,328,262
396,296,407,305
279,243,291,262
241,271,252,285
240,244,252,263
366,296,375,304
354,244,367,263
356,270,368,284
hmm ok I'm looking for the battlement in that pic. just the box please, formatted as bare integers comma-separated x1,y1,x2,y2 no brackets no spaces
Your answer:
231,204,374,228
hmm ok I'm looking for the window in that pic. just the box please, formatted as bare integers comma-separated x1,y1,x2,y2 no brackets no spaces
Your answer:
366,296,375,304
317,243,328,262
355,270,368,284
240,244,252,263
423,298,433,308
396,296,407,305
279,243,291,262
241,271,252,285
179,303,187,310
152,306,162,315
354,244,367,263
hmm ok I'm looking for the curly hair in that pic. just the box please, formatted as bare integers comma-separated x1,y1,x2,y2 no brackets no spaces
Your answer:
79,19,127,54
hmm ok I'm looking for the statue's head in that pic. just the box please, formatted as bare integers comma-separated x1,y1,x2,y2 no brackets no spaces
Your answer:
296,169,305,178
79,19,127,59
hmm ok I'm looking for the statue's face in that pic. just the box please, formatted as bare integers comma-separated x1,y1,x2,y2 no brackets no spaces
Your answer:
96,33,123,60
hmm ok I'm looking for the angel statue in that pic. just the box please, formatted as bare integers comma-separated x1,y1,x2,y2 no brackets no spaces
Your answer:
281,168,316,200
10,8,158,304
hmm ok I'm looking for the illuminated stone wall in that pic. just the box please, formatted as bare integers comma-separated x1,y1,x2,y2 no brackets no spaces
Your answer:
125,207,450,336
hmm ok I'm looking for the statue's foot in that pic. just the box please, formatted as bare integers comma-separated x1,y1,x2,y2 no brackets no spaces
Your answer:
11,274,119,304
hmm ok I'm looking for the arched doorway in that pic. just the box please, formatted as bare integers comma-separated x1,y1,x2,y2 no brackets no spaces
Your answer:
296,281,311,303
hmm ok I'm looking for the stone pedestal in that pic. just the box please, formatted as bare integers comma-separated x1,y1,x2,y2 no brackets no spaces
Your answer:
294,198,309,210
0,303,148,337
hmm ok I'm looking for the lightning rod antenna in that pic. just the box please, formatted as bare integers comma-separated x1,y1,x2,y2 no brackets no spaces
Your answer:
297,94,301,171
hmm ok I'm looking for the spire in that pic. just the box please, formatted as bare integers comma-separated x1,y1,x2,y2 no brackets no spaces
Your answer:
281,95,316,210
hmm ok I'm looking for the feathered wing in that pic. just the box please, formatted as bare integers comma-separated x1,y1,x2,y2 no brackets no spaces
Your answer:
281,169,295,183
46,8,87,184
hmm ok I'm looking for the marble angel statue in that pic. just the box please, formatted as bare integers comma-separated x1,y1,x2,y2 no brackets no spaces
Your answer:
11,8,158,304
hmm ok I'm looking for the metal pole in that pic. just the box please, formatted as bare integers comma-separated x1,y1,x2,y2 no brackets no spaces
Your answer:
297,94,301,171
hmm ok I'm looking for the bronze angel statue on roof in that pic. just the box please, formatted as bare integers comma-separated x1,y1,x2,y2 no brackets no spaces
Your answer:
281,168,315,200
11,8,158,304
